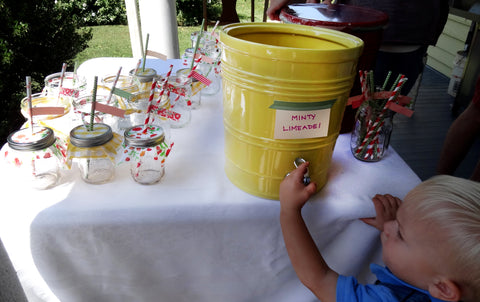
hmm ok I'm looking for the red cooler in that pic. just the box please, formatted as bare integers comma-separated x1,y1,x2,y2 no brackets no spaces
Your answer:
280,3,388,132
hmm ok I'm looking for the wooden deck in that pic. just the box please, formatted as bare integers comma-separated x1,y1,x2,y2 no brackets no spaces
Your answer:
389,66,480,181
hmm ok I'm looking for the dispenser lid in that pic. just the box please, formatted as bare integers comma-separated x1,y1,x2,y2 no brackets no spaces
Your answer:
280,3,388,29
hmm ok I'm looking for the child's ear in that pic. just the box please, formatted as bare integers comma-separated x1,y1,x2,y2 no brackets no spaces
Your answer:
428,279,461,302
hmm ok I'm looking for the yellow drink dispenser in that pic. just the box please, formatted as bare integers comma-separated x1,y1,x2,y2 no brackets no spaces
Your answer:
220,23,363,199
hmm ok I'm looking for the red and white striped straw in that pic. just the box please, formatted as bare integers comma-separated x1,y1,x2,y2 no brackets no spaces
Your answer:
171,94,181,108
130,59,142,84
363,120,385,160
163,64,174,84
107,66,122,104
143,79,158,128
355,75,407,155
156,64,174,104
183,59,201,85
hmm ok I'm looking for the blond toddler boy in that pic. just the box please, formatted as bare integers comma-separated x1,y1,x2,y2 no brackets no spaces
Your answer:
280,162,479,302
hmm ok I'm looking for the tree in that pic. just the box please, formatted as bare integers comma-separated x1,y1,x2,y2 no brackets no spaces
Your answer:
0,0,92,144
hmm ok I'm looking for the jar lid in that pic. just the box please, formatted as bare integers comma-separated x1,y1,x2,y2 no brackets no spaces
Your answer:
129,68,157,83
280,3,388,29
184,48,194,56
70,123,113,147
7,127,56,151
44,71,79,86
176,68,198,83
124,125,165,148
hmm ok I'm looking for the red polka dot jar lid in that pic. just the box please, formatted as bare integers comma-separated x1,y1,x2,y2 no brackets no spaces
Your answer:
7,126,56,151
123,125,165,148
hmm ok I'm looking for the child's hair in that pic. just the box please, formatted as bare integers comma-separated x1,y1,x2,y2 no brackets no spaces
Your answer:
404,175,480,300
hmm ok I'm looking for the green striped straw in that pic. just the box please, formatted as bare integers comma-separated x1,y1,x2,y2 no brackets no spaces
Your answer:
89,76,98,131
389,74,403,92
190,19,205,71
381,71,392,91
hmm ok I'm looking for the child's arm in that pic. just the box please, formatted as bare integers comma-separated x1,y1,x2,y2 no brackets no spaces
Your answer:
360,194,402,231
279,162,339,302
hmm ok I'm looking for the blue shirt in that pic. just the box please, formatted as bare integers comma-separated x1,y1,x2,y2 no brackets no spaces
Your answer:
336,264,449,302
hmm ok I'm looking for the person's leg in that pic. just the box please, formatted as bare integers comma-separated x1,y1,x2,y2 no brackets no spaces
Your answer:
437,102,480,176
220,0,240,24
437,76,480,180
470,158,480,182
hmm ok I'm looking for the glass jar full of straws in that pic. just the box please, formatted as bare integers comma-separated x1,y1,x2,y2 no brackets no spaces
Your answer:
350,71,408,162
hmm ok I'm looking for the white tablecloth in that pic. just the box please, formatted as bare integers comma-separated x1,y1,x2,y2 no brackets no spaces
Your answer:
0,58,421,302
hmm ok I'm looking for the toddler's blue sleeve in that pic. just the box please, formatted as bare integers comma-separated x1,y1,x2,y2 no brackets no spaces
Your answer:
336,275,398,302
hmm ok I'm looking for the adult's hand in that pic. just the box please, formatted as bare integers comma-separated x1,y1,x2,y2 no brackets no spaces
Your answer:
266,0,291,21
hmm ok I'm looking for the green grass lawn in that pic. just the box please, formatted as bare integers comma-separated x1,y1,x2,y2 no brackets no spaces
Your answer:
74,0,268,65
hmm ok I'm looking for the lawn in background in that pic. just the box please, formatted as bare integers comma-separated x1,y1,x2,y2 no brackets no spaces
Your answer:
74,0,268,65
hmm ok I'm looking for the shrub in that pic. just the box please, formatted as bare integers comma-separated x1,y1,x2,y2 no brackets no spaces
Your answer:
57,0,127,26
176,0,222,26
0,0,92,144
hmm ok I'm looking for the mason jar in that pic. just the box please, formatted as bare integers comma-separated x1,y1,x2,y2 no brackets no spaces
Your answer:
129,68,157,92
123,124,173,184
181,47,195,68
20,92,71,124
6,127,60,189
153,89,191,129
175,68,201,109
190,31,219,58
196,62,220,96
69,123,116,184
44,71,87,101
72,92,124,130
350,103,393,162
101,74,138,93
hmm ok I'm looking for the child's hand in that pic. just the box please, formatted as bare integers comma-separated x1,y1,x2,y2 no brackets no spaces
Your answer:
360,194,402,231
279,162,317,212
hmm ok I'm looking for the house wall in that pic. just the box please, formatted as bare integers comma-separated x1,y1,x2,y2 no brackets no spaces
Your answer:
426,13,472,77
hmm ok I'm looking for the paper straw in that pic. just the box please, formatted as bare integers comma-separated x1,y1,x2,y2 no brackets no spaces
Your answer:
211,20,220,36
131,59,142,84
355,76,407,156
172,94,181,107
368,70,375,96
59,63,67,88
190,20,204,71
107,67,122,104
389,73,403,92
89,76,98,131
359,70,368,103
72,61,79,86
186,58,201,78
26,76,33,134
203,53,221,77
143,79,158,131
156,64,174,103
381,71,392,91
142,33,150,72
